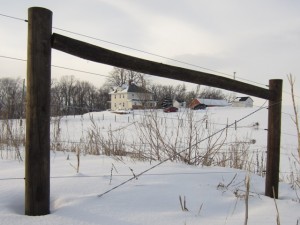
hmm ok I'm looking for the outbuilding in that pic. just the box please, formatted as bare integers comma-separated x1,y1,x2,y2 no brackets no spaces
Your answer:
190,98,229,109
232,96,254,107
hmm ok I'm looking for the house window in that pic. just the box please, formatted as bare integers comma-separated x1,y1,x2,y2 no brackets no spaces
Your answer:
114,103,116,107
132,94,134,98
114,95,116,99
123,103,125,107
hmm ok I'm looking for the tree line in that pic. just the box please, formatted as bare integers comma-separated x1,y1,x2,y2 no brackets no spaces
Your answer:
0,78,25,119
0,76,110,119
51,76,110,116
0,67,235,119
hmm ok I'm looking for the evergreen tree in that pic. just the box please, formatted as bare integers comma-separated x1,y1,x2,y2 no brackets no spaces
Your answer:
161,96,172,108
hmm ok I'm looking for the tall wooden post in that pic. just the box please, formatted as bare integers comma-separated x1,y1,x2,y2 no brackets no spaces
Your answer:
25,7,52,215
265,79,282,199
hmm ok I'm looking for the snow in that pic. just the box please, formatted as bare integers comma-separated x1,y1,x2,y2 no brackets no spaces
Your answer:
0,106,300,224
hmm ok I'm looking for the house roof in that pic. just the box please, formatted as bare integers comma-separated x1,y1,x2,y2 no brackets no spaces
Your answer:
127,83,149,93
110,83,150,94
234,97,253,102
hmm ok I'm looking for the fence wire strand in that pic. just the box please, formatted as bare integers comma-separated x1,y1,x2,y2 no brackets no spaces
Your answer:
1,12,300,100
97,101,270,197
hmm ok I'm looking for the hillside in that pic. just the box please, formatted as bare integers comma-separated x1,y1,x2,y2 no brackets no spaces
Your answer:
0,106,299,224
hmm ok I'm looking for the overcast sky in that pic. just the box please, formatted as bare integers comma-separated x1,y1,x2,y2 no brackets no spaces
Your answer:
1,0,300,105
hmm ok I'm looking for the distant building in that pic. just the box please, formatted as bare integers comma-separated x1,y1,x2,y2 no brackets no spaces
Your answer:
190,98,229,109
109,81,156,111
232,97,253,107
173,99,186,108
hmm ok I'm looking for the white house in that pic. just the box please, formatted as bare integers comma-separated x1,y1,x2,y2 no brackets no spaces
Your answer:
232,97,253,107
110,82,156,111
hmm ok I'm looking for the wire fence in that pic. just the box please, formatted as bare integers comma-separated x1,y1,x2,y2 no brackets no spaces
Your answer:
0,13,268,86
0,101,298,153
0,12,299,100
0,53,298,121
0,103,297,144
0,12,299,195
6,169,300,182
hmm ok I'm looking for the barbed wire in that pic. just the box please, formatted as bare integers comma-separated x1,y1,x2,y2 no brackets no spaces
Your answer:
0,55,110,79
0,13,27,22
50,27,299,98
3,168,300,182
0,177,24,181
52,65,110,78
97,101,271,197
1,136,297,157
0,55,26,62
1,13,300,198
0,106,297,140
1,101,299,186
52,26,265,86
1,53,299,105
1,13,300,100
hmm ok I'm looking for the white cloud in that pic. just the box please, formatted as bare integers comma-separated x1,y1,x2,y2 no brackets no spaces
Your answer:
145,17,222,56
1,0,300,104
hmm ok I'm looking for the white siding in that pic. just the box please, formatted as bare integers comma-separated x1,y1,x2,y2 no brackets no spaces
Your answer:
198,99,229,106
232,98,253,107
110,90,156,110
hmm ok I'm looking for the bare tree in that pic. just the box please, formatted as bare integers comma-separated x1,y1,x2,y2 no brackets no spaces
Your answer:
105,67,148,88
0,78,24,119
149,84,169,108
51,76,110,116
73,80,95,114
199,87,225,99
149,84,186,108
225,91,237,103
185,85,201,106
59,75,77,115
51,79,64,116
287,74,300,159
94,87,110,111
174,83,187,101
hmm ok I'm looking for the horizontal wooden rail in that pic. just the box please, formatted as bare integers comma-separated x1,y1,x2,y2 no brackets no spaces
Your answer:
51,33,272,100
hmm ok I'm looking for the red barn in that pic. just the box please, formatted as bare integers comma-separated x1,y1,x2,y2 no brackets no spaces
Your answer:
190,98,229,109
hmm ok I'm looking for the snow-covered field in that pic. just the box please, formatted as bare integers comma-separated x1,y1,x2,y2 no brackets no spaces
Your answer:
0,106,299,224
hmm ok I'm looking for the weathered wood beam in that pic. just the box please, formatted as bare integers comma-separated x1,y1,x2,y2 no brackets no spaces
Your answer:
51,33,272,100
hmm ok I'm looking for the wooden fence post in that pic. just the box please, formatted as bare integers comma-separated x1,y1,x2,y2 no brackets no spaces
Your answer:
25,7,52,215
265,79,282,199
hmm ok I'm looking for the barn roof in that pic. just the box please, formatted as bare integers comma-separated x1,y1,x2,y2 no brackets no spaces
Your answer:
234,96,253,102
197,98,229,106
